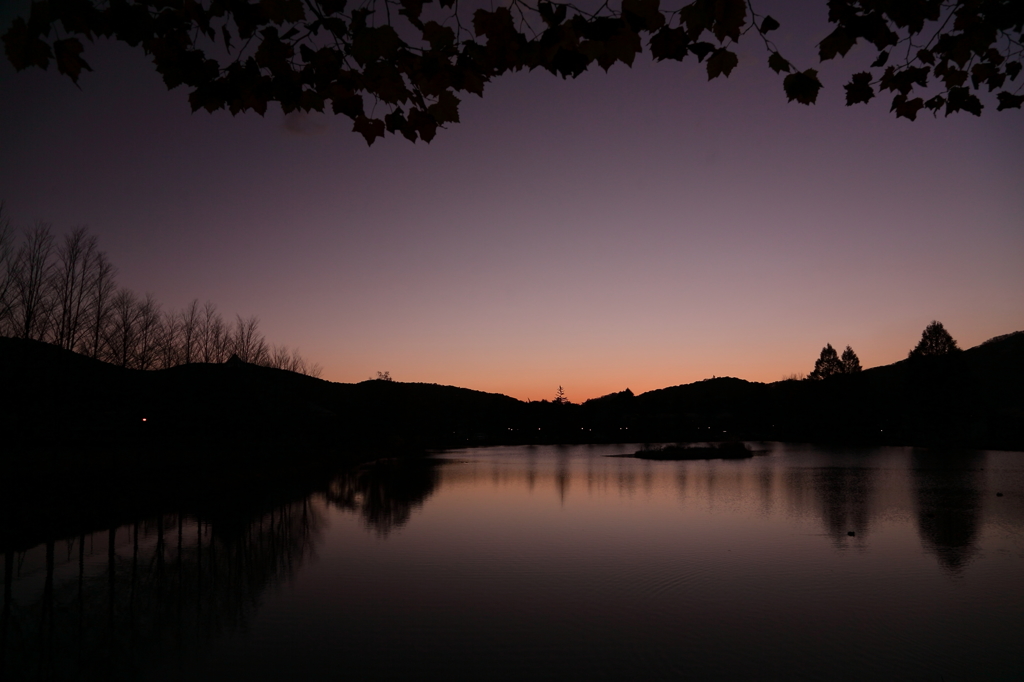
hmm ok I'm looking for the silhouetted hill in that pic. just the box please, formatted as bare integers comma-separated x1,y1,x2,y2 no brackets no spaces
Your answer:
612,331,1024,449
2,332,1022,453
0,336,524,451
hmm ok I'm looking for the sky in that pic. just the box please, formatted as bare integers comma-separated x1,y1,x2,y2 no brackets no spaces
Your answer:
1,1,1022,402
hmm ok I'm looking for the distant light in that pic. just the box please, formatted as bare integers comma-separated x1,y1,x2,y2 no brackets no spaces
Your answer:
142,418,147,422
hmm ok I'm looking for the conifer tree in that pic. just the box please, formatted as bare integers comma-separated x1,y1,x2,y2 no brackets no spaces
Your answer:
841,346,862,374
808,344,843,380
909,321,960,358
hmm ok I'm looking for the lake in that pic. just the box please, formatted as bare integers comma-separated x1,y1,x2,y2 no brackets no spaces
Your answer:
3,443,1023,680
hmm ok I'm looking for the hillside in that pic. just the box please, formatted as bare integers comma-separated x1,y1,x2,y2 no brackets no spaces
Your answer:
1,332,1022,452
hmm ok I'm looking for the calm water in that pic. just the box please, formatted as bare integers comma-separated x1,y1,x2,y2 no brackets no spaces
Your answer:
4,443,1023,681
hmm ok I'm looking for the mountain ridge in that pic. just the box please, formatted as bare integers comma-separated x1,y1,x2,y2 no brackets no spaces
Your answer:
2,331,1021,451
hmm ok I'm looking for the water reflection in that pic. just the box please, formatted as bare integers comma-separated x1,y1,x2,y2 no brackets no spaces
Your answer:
2,446,1020,681
912,450,984,572
436,444,996,575
1,501,321,681
324,458,442,536
814,466,876,544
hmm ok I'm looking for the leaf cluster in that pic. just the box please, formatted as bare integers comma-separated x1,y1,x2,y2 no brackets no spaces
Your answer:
822,0,1024,119
3,0,1021,145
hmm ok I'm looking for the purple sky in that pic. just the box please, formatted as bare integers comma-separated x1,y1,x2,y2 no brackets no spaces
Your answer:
2,2,1022,401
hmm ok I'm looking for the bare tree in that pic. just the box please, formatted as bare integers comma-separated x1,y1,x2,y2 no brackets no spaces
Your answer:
266,343,292,370
134,293,163,370
261,343,322,378
158,307,182,369
232,315,267,364
0,210,324,374
50,227,98,350
177,299,200,364
290,348,308,374
0,203,15,335
198,301,228,363
106,288,139,368
81,251,116,359
11,222,55,340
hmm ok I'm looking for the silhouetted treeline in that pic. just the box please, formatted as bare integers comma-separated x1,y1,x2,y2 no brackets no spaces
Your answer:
2,330,1022,456
0,204,320,376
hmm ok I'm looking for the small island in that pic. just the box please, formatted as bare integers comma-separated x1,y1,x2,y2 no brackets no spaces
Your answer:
611,441,764,461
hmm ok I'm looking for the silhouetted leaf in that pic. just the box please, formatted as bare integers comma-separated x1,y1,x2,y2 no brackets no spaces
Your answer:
760,15,780,33
870,50,889,68
582,24,641,71
351,25,402,66
399,0,425,25
352,115,385,145
363,62,410,104
2,17,53,71
384,109,409,135
768,51,790,74
710,0,746,43
330,88,363,117
422,21,455,50
621,0,665,34
940,66,968,88
472,6,521,54
706,48,738,80
819,28,855,60
924,94,945,112
995,91,1024,110
844,72,874,105
689,41,714,62
649,26,690,61
945,86,982,116
54,38,91,83
408,107,437,142
538,1,567,27
890,93,924,120
879,65,929,95
260,0,305,25
784,69,822,104
971,62,1004,91
319,0,347,15
1006,61,1022,81
428,90,460,123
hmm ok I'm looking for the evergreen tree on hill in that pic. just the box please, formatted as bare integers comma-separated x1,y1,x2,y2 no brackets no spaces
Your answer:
909,321,960,358
808,344,843,380
841,346,862,374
